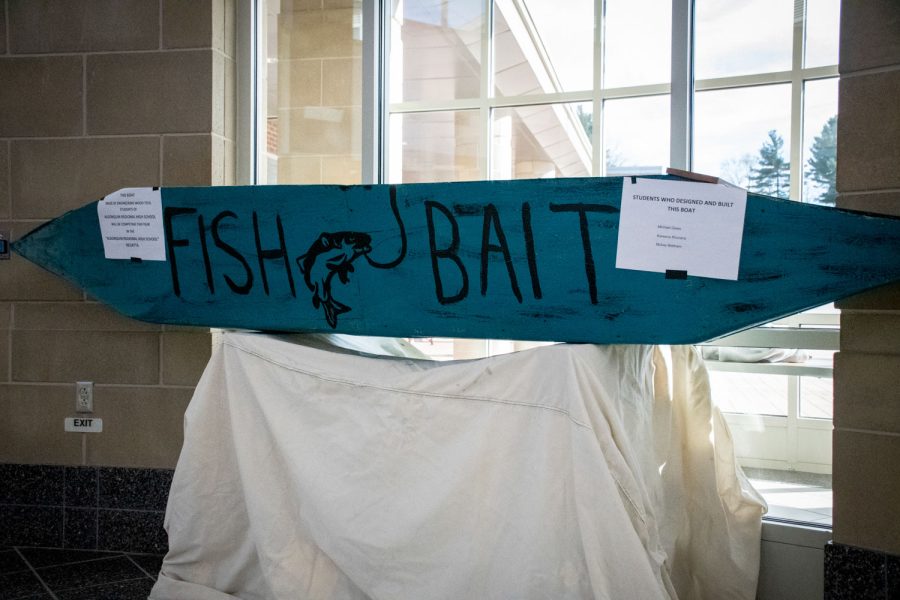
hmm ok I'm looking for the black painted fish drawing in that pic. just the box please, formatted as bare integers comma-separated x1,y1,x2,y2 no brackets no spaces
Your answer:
297,232,372,328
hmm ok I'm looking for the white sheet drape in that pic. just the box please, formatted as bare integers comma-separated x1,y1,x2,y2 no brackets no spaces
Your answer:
151,333,764,600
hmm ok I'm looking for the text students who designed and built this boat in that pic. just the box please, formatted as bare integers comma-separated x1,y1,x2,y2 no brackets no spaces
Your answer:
11,173,900,344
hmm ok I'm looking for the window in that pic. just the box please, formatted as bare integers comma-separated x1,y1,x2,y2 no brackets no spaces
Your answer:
260,0,363,186
257,0,840,527
691,0,838,527
699,306,837,527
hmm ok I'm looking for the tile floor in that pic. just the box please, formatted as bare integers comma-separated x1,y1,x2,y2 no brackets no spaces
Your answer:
0,466,831,599
0,547,161,600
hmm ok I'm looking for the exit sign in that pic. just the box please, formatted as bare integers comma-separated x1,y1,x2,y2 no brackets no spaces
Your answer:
64,417,103,433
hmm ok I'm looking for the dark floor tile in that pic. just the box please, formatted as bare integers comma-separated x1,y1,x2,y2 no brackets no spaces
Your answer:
98,510,167,554
37,555,145,592
64,508,98,550
825,541,887,600
887,553,900,600
0,570,49,599
0,550,29,574
64,467,98,508
0,506,63,547
56,577,154,600
98,468,173,511
18,548,119,569
0,464,64,506
127,553,164,578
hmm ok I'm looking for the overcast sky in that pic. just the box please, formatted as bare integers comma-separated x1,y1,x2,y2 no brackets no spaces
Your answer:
527,0,839,182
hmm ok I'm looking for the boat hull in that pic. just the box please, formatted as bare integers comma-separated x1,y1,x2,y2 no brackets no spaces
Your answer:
12,176,900,344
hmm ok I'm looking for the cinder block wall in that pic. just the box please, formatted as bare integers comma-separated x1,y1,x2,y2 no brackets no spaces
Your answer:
833,0,900,555
0,0,235,469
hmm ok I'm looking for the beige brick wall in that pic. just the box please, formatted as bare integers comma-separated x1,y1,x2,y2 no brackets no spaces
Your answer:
833,0,900,555
0,0,235,469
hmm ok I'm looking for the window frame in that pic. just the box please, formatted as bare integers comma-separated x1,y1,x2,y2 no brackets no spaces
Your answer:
367,0,839,348
248,0,841,530
367,0,841,519
245,0,841,360
366,0,838,190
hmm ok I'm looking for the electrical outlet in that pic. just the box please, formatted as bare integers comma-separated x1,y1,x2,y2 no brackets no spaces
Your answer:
75,381,93,413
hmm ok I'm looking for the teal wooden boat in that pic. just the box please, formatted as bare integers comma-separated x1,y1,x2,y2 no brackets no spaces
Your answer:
12,175,900,344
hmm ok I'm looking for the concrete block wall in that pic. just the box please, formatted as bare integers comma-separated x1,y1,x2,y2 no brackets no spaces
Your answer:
832,0,900,557
0,0,235,469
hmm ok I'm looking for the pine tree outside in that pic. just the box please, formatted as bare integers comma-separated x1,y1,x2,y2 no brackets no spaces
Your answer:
749,130,791,199
805,115,837,206
578,105,835,206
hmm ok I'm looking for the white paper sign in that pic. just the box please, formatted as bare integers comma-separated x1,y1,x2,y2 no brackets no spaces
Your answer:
97,187,166,261
616,178,748,280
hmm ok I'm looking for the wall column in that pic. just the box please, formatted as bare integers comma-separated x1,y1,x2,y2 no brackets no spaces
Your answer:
827,1,900,596
0,0,235,469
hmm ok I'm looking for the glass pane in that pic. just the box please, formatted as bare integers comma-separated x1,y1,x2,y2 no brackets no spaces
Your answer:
745,470,832,526
709,371,788,416
603,0,671,88
694,84,791,197
800,376,833,419
803,78,838,206
491,103,592,179
805,0,840,68
406,337,458,360
602,95,669,175
493,0,593,96
695,0,793,79
389,110,481,183
390,0,483,103
265,0,362,185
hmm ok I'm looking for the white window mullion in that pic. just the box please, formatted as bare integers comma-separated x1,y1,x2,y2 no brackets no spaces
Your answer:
592,0,604,175
787,375,801,469
598,83,670,100
695,71,792,91
362,0,387,185
693,66,836,93
480,0,493,179
235,0,258,185
799,64,839,81
789,0,806,201
669,0,693,171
